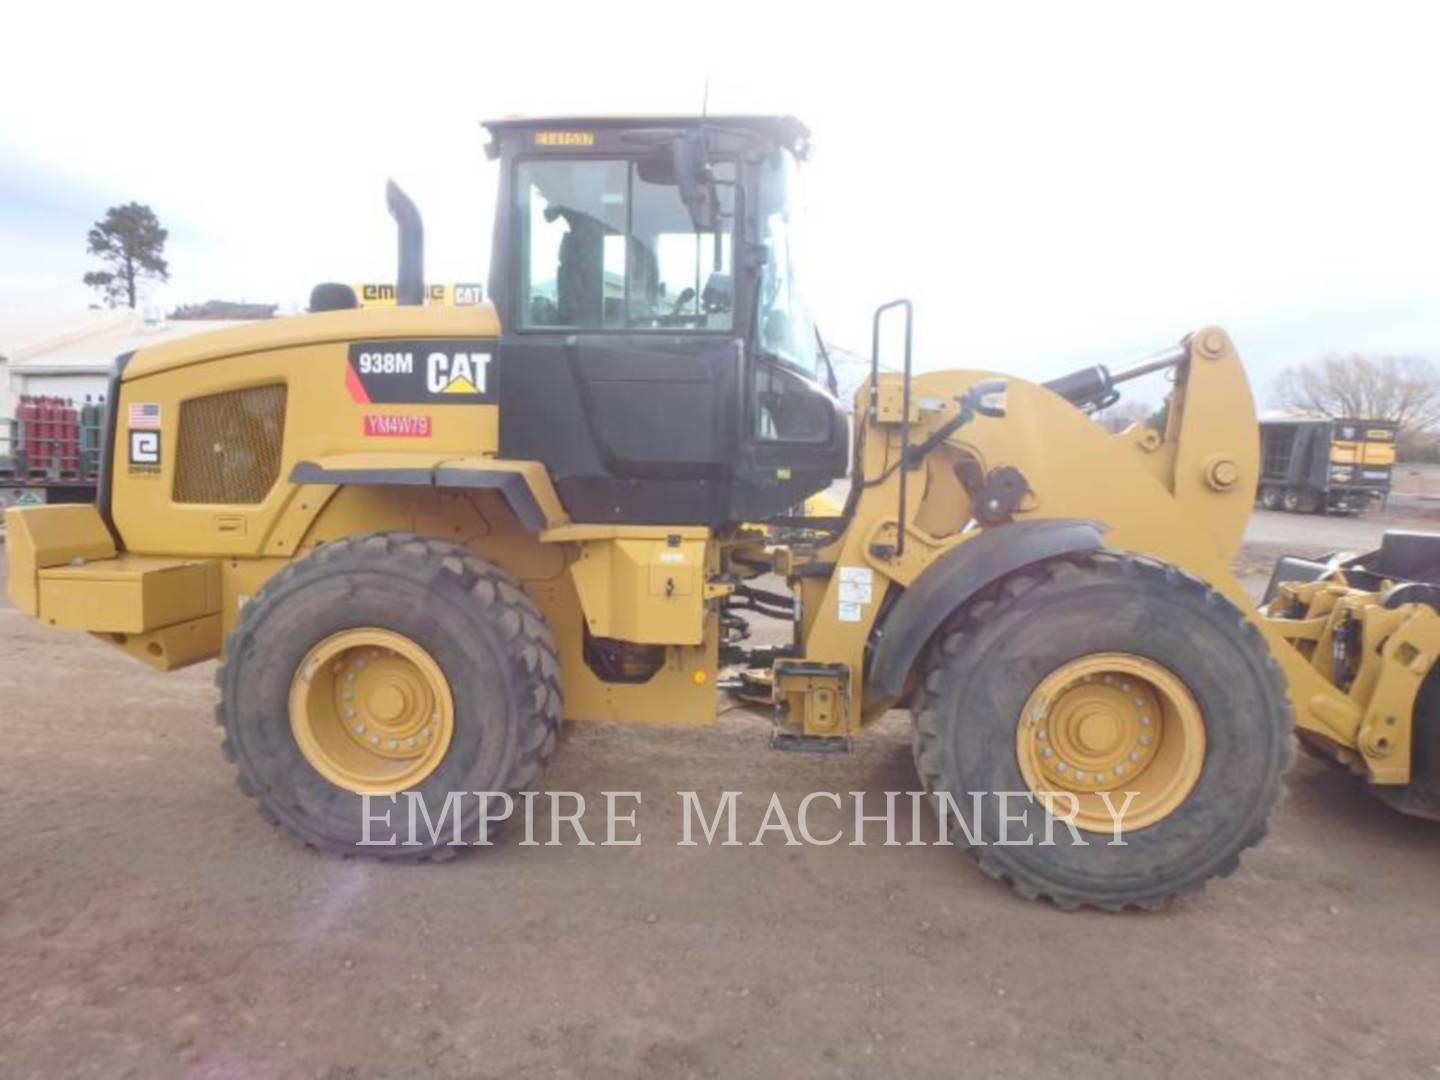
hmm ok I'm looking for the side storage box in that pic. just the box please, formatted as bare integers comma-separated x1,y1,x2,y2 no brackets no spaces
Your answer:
550,527,710,645
37,557,221,634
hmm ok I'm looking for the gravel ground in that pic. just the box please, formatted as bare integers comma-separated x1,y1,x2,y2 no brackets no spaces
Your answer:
2,538,1439,1079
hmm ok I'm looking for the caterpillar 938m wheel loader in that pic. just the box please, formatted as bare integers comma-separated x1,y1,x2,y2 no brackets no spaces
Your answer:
6,113,1415,910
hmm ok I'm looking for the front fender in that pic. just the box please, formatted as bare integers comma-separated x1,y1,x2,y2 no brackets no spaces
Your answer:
865,518,1107,704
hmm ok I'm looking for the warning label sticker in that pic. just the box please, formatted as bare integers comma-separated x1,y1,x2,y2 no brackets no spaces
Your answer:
837,567,874,623
838,566,873,605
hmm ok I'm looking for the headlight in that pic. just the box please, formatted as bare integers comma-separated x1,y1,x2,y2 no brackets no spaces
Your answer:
1330,466,1353,480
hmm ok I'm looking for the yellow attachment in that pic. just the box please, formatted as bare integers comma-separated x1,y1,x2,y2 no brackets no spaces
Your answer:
289,628,455,793
803,489,844,518
1016,653,1206,832
1263,579,1440,783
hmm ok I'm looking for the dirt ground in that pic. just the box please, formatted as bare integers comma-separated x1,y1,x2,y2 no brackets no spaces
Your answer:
3,537,1440,1080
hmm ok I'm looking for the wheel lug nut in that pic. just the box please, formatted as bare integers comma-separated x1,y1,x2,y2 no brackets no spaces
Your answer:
1139,715,1151,726
388,739,399,750
354,723,365,734
1042,747,1054,758
1036,729,1047,741
369,735,379,745
1120,682,1132,692
1139,734,1152,747
1114,764,1125,775
1056,761,1068,773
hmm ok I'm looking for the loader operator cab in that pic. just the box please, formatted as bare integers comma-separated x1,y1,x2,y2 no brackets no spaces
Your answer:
483,116,847,526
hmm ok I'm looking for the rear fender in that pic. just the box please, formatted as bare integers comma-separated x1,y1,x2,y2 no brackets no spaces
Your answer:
288,454,566,532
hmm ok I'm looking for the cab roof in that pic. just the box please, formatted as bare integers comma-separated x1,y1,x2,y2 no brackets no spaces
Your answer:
481,114,811,156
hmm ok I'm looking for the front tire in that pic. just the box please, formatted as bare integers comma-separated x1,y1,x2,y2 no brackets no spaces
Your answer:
217,532,561,858
911,552,1292,910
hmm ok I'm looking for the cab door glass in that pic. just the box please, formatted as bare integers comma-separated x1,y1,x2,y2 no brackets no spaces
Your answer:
516,157,735,331
755,150,819,378
751,149,829,443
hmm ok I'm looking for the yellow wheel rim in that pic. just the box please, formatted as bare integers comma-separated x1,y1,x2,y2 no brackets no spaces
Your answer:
289,628,455,794
1015,652,1205,832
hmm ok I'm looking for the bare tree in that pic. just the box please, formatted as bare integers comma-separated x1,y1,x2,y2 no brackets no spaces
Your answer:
1271,354,1440,435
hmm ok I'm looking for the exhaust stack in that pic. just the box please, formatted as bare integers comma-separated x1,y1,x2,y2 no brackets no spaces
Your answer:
385,180,425,306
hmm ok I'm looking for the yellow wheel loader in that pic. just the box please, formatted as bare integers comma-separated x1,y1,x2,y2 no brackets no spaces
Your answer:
4,114,1419,909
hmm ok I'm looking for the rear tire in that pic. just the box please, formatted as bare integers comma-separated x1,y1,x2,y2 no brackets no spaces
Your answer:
1282,489,1302,512
911,552,1293,910
216,532,561,858
1259,486,1280,510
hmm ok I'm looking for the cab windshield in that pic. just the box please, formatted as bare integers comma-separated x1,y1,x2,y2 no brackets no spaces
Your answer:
753,148,818,379
515,156,736,331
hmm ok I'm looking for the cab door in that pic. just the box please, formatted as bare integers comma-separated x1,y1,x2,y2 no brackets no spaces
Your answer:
496,153,744,525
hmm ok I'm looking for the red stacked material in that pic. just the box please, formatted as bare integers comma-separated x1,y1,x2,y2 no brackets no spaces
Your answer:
15,396,82,475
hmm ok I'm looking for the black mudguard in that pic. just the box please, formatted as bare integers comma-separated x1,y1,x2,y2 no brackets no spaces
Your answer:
865,518,1107,706
288,461,548,531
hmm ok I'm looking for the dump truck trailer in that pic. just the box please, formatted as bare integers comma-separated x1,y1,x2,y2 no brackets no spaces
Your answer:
1257,416,1397,513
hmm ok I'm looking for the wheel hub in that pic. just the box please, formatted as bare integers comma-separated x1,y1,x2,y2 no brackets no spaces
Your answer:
1017,653,1205,832
290,629,454,793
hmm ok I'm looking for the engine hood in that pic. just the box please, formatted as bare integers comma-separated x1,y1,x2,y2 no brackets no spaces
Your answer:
123,303,501,381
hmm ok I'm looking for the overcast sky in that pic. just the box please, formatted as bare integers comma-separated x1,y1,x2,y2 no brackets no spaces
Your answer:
3,1,1438,404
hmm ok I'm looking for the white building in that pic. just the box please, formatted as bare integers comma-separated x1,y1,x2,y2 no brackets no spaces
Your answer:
0,310,253,420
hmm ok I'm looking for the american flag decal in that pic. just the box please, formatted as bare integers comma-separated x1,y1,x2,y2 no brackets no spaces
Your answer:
128,403,161,429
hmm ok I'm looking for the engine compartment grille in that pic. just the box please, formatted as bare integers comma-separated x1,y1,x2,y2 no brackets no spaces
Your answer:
173,385,288,504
